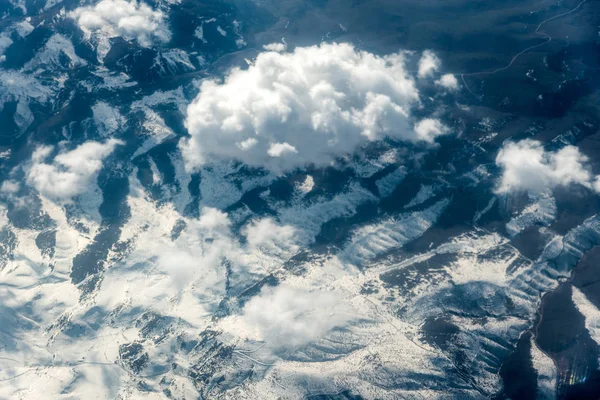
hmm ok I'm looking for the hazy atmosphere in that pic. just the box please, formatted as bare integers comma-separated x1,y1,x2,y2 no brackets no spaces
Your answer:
0,0,599,398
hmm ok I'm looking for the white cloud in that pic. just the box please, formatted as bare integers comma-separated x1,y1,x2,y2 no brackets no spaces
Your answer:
263,42,287,52
594,176,600,193
296,174,314,195
267,142,298,157
237,137,257,151
435,73,459,90
418,50,441,78
236,284,352,349
0,180,19,194
414,118,449,142
182,43,448,174
242,218,297,250
495,140,597,194
197,206,231,235
26,139,122,202
155,236,230,297
70,0,170,47
156,249,200,293
119,199,304,320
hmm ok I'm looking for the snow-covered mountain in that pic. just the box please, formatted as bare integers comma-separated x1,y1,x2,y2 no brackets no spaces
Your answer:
1,0,600,399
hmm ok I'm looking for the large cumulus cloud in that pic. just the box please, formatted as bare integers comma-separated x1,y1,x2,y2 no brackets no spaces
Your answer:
495,139,598,194
182,43,448,173
70,0,170,47
26,139,122,202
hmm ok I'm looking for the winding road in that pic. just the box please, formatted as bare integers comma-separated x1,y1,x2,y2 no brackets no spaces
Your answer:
459,0,588,97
